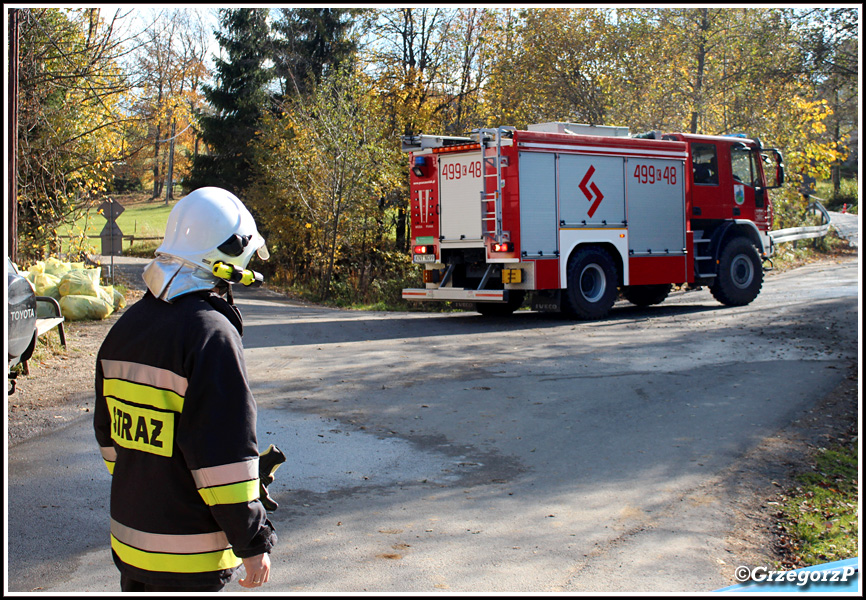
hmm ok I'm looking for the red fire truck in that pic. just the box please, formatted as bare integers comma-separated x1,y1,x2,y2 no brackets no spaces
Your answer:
401,122,785,319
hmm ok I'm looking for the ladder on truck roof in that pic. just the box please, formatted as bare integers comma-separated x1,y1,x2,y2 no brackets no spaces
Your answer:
476,127,515,245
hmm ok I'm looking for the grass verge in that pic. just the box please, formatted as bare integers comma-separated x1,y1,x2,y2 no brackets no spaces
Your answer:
769,231,857,273
775,442,859,568
813,178,859,213
772,367,859,569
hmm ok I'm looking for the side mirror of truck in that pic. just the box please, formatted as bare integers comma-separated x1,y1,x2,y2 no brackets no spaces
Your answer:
763,149,784,188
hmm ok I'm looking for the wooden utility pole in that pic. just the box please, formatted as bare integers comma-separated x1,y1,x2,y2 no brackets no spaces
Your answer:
8,8,20,264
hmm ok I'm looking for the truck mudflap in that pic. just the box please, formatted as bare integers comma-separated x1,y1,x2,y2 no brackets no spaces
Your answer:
402,288,508,303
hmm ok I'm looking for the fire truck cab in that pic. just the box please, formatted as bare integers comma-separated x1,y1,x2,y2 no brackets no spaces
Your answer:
401,123,784,319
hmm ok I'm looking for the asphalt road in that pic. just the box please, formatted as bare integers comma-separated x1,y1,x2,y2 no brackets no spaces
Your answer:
828,210,859,248
6,256,859,593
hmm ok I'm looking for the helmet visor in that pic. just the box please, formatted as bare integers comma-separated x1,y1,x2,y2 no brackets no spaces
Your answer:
218,234,251,257
218,233,269,262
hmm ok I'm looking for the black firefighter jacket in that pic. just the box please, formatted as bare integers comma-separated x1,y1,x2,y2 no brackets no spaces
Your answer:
94,289,277,587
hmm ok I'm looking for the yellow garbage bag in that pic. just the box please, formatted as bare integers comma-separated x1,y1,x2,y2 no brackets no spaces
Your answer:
112,287,127,310
32,272,62,300
26,261,45,276
58,268,102,297
97,285,115,306
60,294,114,321
43,257,73,276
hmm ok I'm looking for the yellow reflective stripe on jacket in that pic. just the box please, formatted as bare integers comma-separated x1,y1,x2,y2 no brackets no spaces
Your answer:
197,479,260,507
100,446,117,475
101,359,188,397
111,535,241,574
191,459,260,506
103,378,184,413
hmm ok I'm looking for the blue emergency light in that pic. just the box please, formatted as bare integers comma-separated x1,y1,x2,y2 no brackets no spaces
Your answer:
412,156,427,178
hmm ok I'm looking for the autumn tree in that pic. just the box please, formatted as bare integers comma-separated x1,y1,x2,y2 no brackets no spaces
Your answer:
128,9,208,200
647,8,806,135
248,66,401,301
364,8,459,249
185,8,273,195
480,9,529,127
526,8,623,126
793,7,859,193
620,9,847,227
162,11,209,201
14,7,137,261
763,97,846,229
483,8,678,129
436,8,498,135
366,8,457,137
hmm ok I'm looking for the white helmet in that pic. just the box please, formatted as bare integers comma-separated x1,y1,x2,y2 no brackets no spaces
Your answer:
156,186,269,271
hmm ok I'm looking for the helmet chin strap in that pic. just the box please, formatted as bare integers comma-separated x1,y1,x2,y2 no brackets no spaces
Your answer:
213,278,233,305
211,261,266,307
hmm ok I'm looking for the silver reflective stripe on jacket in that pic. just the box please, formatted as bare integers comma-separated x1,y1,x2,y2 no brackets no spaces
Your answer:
101,359,188,397
111,518,231,554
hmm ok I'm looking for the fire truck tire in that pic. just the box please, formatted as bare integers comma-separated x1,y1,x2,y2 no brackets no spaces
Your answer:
710,237,763,306
622,284,672,307
563,247,618,320
476,291,525,316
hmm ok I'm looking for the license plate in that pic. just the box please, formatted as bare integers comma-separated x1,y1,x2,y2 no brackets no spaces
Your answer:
414,254,436,263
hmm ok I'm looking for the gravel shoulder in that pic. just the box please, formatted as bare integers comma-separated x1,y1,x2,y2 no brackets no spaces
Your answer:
7,286,145,446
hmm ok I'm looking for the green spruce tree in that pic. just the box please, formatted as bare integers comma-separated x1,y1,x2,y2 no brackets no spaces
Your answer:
186,8,274,194
272,8,362,98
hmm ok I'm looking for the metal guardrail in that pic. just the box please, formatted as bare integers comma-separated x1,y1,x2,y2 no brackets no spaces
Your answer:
769,199,832,244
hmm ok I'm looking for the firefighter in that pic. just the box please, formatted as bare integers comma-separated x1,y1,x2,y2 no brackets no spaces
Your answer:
93,186,277,592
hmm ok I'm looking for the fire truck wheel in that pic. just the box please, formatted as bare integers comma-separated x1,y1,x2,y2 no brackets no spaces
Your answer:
563,247,618,320
710,237,763,306
622,284,672,307
476,291,525,316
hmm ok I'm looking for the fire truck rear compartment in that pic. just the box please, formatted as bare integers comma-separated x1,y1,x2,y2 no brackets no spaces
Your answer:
439,248,505,296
